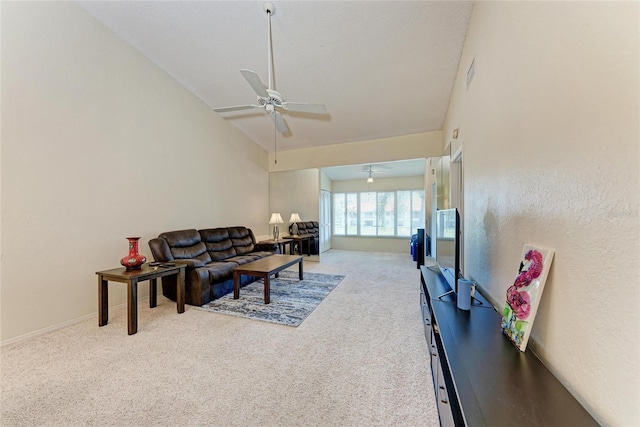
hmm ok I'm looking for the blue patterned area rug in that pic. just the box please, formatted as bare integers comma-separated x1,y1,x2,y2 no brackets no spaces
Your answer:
197,271,345,327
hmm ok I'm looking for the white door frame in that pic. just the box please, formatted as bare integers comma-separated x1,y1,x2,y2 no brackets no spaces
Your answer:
450,145,463,274
319,189,332,253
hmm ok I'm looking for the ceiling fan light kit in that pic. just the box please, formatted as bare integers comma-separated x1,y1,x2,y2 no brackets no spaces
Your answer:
213,2,328,137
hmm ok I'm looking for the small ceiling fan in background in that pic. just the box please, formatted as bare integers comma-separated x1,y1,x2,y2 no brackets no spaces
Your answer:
362,164,390,183
213,2,328,134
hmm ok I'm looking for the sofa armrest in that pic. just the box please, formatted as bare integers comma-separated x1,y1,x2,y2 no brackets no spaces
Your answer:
149,238,174,262
161,266,210,306
254,242,278,252
174,258,207,268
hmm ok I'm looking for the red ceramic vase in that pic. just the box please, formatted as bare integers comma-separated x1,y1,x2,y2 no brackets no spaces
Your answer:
120,237,146,270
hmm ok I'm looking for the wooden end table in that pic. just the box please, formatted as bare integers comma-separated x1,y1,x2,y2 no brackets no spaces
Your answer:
96,263,186,335
233,255,303,304
287,234,313,256
258,238,293,254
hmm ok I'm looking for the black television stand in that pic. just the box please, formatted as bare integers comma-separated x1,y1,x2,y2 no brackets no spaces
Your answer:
420,266,597,426
437,289,484,306
437,288,455,300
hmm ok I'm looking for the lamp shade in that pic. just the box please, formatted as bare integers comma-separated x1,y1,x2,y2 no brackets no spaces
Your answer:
269,213,284,224
289,213,302,223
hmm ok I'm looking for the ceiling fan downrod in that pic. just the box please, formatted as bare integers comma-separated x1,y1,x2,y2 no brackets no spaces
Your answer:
264,2,275,91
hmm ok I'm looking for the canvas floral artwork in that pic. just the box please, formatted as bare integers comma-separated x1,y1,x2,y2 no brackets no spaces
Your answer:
501,244,555,352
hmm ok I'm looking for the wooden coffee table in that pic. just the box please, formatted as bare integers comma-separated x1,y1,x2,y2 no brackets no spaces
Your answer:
233,255,303,304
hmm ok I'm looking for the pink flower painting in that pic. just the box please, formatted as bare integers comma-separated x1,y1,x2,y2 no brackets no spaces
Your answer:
506,285,531,320
501,245,554,352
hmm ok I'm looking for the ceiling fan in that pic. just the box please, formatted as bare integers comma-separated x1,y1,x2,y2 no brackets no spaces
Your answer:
362,164,389,183
213,2,328,134
360,164,390,174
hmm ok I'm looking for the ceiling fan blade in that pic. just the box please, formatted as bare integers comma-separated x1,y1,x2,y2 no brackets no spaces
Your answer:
213,104,260,113
240,69,269,98
360,164,391,172
281,102,327,115
271,111,289,133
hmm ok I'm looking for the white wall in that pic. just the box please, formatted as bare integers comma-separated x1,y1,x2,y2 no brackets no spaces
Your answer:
1,2,269,342
320,170,332,192
331,176,424,194
331,236,409,254
269,131,442,172
268,169,320,237
443,2,639,425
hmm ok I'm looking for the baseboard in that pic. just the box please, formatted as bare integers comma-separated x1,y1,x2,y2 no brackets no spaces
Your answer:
0,297,148,347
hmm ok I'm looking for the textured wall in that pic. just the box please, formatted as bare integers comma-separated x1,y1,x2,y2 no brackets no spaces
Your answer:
1,2,269,342
443,2,639,425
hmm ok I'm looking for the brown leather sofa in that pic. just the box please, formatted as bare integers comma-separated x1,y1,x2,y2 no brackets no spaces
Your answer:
148,227,277,305
289,221,320,254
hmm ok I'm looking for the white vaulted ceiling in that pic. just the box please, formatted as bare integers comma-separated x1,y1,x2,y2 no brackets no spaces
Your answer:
77,1,473,154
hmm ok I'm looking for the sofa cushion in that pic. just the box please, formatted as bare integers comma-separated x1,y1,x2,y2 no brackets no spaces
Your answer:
205,262,237,283
199,228,236,261
158,229,212,264
225,254,262,265
160,229,200,247
177,258,208,268
290,221,319,236
303,221,319,235
252,250,276,259
228,226,255,255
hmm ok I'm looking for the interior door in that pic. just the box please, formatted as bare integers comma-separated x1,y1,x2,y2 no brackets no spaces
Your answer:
320,190,331,252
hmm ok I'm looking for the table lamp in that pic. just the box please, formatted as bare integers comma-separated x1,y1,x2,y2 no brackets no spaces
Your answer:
289,213,302,235
269,213,284,240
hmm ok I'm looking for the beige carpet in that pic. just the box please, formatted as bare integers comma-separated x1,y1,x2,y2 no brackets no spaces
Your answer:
1,250,439,426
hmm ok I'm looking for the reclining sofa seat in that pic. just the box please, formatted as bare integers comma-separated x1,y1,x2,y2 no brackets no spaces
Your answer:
148,227,276,306
289,221,320,254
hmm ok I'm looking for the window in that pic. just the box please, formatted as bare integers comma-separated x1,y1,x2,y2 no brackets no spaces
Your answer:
360,192,376,236
333,193,358,235
377,192,395,236
346,193,357,235
333,190,424,237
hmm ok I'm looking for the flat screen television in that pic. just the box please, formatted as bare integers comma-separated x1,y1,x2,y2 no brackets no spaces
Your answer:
435,208,460,300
